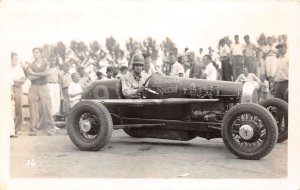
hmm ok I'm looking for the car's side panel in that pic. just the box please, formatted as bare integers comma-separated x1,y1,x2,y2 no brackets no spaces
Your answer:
82,76,244,100
146,75,243,99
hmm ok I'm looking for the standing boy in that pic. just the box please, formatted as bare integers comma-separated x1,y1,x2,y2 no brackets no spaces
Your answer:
68,73,83,108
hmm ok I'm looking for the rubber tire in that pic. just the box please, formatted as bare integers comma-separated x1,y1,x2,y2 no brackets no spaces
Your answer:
67,101,113,151
259,98,288,143
221,103,278,160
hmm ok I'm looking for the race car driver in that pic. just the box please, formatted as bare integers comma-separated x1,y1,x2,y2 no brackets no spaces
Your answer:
121,53,149,98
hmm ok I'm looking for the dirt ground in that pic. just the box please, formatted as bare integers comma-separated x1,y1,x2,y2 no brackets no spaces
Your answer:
10,125,287,179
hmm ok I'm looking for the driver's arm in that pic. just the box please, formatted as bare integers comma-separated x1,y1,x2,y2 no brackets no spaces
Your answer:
121,77,143,99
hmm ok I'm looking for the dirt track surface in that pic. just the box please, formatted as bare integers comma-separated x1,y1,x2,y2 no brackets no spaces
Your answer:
10,127,287,178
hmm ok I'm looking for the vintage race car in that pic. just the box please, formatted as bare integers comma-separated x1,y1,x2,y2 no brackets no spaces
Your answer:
66,73,288,160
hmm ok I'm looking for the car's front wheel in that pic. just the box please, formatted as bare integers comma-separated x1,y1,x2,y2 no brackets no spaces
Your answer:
221,103,278,160
67,101,113,151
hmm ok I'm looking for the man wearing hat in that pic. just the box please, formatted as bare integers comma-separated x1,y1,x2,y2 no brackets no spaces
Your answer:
273,42,288,102
121,53,149,99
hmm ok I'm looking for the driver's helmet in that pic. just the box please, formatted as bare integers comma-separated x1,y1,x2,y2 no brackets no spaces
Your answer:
131,53,144,66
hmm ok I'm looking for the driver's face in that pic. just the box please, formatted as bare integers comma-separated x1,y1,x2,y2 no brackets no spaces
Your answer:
133,64,143,74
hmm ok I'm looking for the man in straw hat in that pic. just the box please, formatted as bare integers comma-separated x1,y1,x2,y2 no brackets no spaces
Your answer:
121,53,149,99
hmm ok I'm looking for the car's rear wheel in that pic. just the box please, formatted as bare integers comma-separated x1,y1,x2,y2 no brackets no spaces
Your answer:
259,98,288,143
67,101,113,151
221,103,278,160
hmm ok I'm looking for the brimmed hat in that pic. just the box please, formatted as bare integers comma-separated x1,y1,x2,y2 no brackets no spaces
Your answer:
275,42,287,49
131,53,144,65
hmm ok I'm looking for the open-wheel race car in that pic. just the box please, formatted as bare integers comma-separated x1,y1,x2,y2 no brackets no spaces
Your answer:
66,73,288,160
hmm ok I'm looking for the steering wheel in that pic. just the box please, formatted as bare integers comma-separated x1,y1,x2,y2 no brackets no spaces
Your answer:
142,72,164,87
142,73,153,87
140,73,160,98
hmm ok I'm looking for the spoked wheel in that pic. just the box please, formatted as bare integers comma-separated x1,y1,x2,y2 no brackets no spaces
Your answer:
259,98,288,143
79,112,100,139
222,103,278,160
67,101,113,151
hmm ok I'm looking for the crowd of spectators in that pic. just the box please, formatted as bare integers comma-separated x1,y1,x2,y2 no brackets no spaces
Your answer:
10,33,289,137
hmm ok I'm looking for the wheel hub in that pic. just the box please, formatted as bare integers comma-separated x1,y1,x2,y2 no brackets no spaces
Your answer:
79,119,92,132
239,125,254,140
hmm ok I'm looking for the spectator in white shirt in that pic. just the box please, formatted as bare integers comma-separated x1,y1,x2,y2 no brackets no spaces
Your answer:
116,66,128,79
144,61,151,74
201,55,218,80
96,71,105,80
68,73,83,108
142,53,162,75
208,47,222,80
11,52,26,137
265,36,278,81
197,48,204,66
143,53,152,75
47,54,61,116
219,39,232,81
77,66,91,89
236,67,262,90
230,35,244,80
273,42,288,102
183,62,191,78
259,74,270,100
243,35,257,74
178,54,190,78
167,51,184,77
106,66,114,79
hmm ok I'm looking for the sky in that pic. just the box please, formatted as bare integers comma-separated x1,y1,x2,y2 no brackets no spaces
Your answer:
1,0,294,61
